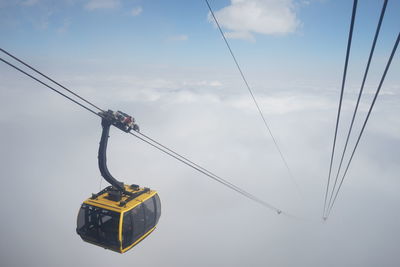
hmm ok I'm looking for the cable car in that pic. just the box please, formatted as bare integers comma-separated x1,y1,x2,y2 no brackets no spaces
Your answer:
76,110,161,253
77,185,161,253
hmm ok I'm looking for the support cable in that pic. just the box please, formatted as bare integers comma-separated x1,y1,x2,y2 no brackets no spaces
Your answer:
0,52,290,215
130,131,285,214
136,131,284,214
204,0,299,193
327,32,400,218
0,57,100,117
0,48,104,113
323,0,358,219
327,0,388,215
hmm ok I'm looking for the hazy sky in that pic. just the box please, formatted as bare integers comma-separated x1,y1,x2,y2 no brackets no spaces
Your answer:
0,0,399,266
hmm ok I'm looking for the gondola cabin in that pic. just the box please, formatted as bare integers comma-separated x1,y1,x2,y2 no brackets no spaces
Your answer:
77,185,161,253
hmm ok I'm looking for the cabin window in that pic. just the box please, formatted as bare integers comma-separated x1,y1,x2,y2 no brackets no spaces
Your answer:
143,198,156,231
121,195,161,250
132,204,145,240
77,204,120,250
122,203,146,249
154,194,161,225
122,211,134,248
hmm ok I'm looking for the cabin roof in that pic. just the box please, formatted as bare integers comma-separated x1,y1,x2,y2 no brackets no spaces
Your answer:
83,185,157,213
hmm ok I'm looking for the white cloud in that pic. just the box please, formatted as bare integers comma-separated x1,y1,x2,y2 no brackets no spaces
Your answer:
85,0,120,10
32,9,53,30
209,81,223,87
224,31,255,42
210,0,300,40
182,80,223,87
131,6,143,16
57,18,71,34
168,34,189,41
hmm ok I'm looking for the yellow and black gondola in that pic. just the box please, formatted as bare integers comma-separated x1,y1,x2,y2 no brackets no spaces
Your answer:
76,110,161,253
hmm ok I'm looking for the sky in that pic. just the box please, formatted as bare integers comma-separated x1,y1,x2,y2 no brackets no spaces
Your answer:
0,0,399,266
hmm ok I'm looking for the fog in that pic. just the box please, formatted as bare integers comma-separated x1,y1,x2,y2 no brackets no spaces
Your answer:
0,59,399,266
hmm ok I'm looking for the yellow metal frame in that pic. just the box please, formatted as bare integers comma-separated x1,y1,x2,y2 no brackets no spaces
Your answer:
82,185,158,253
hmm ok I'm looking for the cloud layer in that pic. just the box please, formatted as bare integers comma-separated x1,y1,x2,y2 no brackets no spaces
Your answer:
131,6,143,16
1,58,400,266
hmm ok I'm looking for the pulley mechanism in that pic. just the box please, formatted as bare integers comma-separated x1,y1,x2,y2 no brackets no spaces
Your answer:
98,109,140,197
99,109,140,133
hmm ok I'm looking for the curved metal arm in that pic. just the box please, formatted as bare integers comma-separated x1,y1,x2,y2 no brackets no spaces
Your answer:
98,118,125,192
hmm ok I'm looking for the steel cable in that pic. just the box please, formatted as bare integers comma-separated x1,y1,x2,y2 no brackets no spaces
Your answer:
326,32,400,218
0,48,105,113
0,57,100,117
326,0,388,216
204,0,300,194
323,0,358,219
0,52,290,215
134,131,284,214
130,131,285,214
